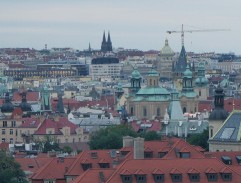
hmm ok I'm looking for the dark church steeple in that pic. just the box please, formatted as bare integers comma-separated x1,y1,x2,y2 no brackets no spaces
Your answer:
107,31,112,51
101,31,113,52
209,85,228,120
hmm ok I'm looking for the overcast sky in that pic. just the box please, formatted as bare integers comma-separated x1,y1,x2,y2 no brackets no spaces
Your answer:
1,0,241,54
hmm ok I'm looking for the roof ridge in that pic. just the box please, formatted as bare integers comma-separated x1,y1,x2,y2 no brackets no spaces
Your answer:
66,152,84,174
31,158,54,179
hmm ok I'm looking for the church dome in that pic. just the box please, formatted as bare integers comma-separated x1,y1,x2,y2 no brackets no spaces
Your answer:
183,66,192,78
160,39,174,55
209,109,228,120
195,77,209,86
1,101,14,113
1,93,14,113
148,69,159,76
131,69,141,79
19,102,31,112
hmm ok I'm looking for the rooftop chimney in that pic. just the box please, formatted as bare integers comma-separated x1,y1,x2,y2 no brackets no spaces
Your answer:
122,136,134,148
134,137,144,159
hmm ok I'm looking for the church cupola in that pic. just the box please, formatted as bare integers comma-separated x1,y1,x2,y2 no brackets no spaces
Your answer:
1,92,14,113
182,65,193,92
130,66,142,94
19,91,31,112
195,62,208,87
147,68,159,87
209,85,228,120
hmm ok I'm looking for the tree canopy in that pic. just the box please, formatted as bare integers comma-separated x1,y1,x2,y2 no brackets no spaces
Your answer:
89,125,161,150
35,135,61,153
0,150,27,183
186,128,209,151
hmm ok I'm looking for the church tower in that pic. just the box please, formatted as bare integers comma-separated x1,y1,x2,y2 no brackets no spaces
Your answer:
209,85,228,138
130,66,142,94
101,31,108,52
180,65,198,113
41,85,51,111
107,31,113,52
194,62,209,100
157,39,175,80
173,46,188,90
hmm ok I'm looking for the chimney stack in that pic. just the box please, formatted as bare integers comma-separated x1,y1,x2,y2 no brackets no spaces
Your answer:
134,137,144,159
122,136,134,148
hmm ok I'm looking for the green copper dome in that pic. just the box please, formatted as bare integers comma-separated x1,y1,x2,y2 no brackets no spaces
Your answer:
148,68,159,77
195,77,209,86
183,65,192,78
160,39,174,55
131,69,141,79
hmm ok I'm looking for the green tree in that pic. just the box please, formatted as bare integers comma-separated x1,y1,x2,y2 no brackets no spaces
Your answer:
187,128,209,151
89,125,162,149
89,125,138,150
35,135,61,153
141,131,162,141
63,146,73,154
0,150,27,183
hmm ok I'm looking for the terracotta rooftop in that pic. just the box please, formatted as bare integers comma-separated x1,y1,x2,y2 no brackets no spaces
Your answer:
34,117,78,135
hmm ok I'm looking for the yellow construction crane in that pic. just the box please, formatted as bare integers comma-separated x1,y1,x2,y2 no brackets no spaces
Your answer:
167,24,230,46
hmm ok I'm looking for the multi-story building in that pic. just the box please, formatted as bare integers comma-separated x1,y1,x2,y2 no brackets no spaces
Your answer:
156,39,175,80
90,57,122,81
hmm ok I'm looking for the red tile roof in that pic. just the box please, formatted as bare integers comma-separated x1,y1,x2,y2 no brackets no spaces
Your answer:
30,157,76,180
18,117,41,128
0,142,9,150
34,117,78,135
198,100,212,112
12,91,40,102
66,150,122,176
72,168,115,183
15,157,52,177
224,98,241,112
105,158,241,183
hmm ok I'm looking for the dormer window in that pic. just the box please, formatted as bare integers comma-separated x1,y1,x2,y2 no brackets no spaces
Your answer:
236,156,241,164
188,173,200,182
144,151,153,158
221,173,232,181
135,175,146,183
158,152,167,158
206,173,218,182
81,163,92,171
221,156,232,165
153,174,164,183
171,174,182,182
121,175,132,183
91,152,98,158
179,152,190,158
99,163,110,168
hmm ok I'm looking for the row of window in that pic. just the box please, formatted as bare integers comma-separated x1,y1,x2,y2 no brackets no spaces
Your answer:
130,107,161,117
2,121,16,127
121,172,232,183
2,138,14,143
2,129,14,135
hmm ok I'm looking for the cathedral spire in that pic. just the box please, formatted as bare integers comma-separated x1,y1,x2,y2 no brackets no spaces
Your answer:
107,31,112,51
102,31,106,43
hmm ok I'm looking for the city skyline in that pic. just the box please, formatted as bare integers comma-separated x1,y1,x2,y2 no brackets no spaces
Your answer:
1,0,241,54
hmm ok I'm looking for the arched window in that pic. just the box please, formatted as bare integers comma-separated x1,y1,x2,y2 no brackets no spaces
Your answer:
150,79,152,85
143,107,147,117
130,107,134,115
157,108,160,116
183,107,186,113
